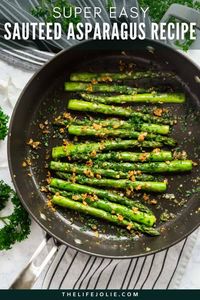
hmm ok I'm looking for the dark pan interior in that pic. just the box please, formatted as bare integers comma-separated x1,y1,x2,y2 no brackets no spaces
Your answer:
8,40,200,258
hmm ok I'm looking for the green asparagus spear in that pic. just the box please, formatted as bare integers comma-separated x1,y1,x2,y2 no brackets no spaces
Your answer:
70,72,173,82
80,93,185,104
56,172,167,193
50,178,153,214
49,188,156,226
52,195,160,236
67,100,173,125
68,125,176,146
91,151,173,163
65,82,148,94
54,117,170,135
52,140,163,160
50,161,155,181
96,160,193,173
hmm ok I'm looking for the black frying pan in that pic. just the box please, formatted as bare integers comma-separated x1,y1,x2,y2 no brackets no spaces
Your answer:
8,40,200,264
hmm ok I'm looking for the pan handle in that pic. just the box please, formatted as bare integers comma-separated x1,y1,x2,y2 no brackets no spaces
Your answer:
160,4,200,30
9,235,58,289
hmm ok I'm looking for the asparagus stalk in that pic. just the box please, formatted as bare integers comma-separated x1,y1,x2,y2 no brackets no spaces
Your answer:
54,117,170,135
52,140,163,160
49,188,156,226
52,195,160,236
68,125,176,146
50,178,153,214
80,93,185,104
65,82,148,95
67,100,173,125
70,72,173,82
96,160,193,173
91,151,173,163
50,161,155,181
56,172,167,193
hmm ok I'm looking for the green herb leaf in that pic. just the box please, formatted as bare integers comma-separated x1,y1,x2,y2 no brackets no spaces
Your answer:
0,107,9,140
0,180,31,250
31,0,81,32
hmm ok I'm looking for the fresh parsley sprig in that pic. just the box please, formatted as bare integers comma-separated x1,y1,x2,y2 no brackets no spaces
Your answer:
31,0,81,32
0,180,31,250
0,107,9,140
139,0,200,23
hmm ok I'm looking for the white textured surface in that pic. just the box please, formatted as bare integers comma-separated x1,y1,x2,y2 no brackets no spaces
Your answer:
0,61,45,289
0,53,199,289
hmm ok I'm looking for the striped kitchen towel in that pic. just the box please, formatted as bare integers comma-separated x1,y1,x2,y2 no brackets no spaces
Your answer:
40,229,199,289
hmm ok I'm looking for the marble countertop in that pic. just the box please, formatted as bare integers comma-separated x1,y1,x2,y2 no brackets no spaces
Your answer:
0,53,200,289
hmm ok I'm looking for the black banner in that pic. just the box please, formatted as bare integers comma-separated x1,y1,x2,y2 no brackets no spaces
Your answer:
0,290,200,300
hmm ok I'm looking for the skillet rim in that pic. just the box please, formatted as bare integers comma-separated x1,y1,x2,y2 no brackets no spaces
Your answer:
7,38,200,259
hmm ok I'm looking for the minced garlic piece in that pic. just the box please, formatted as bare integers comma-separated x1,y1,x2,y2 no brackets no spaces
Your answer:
138,132,148,142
